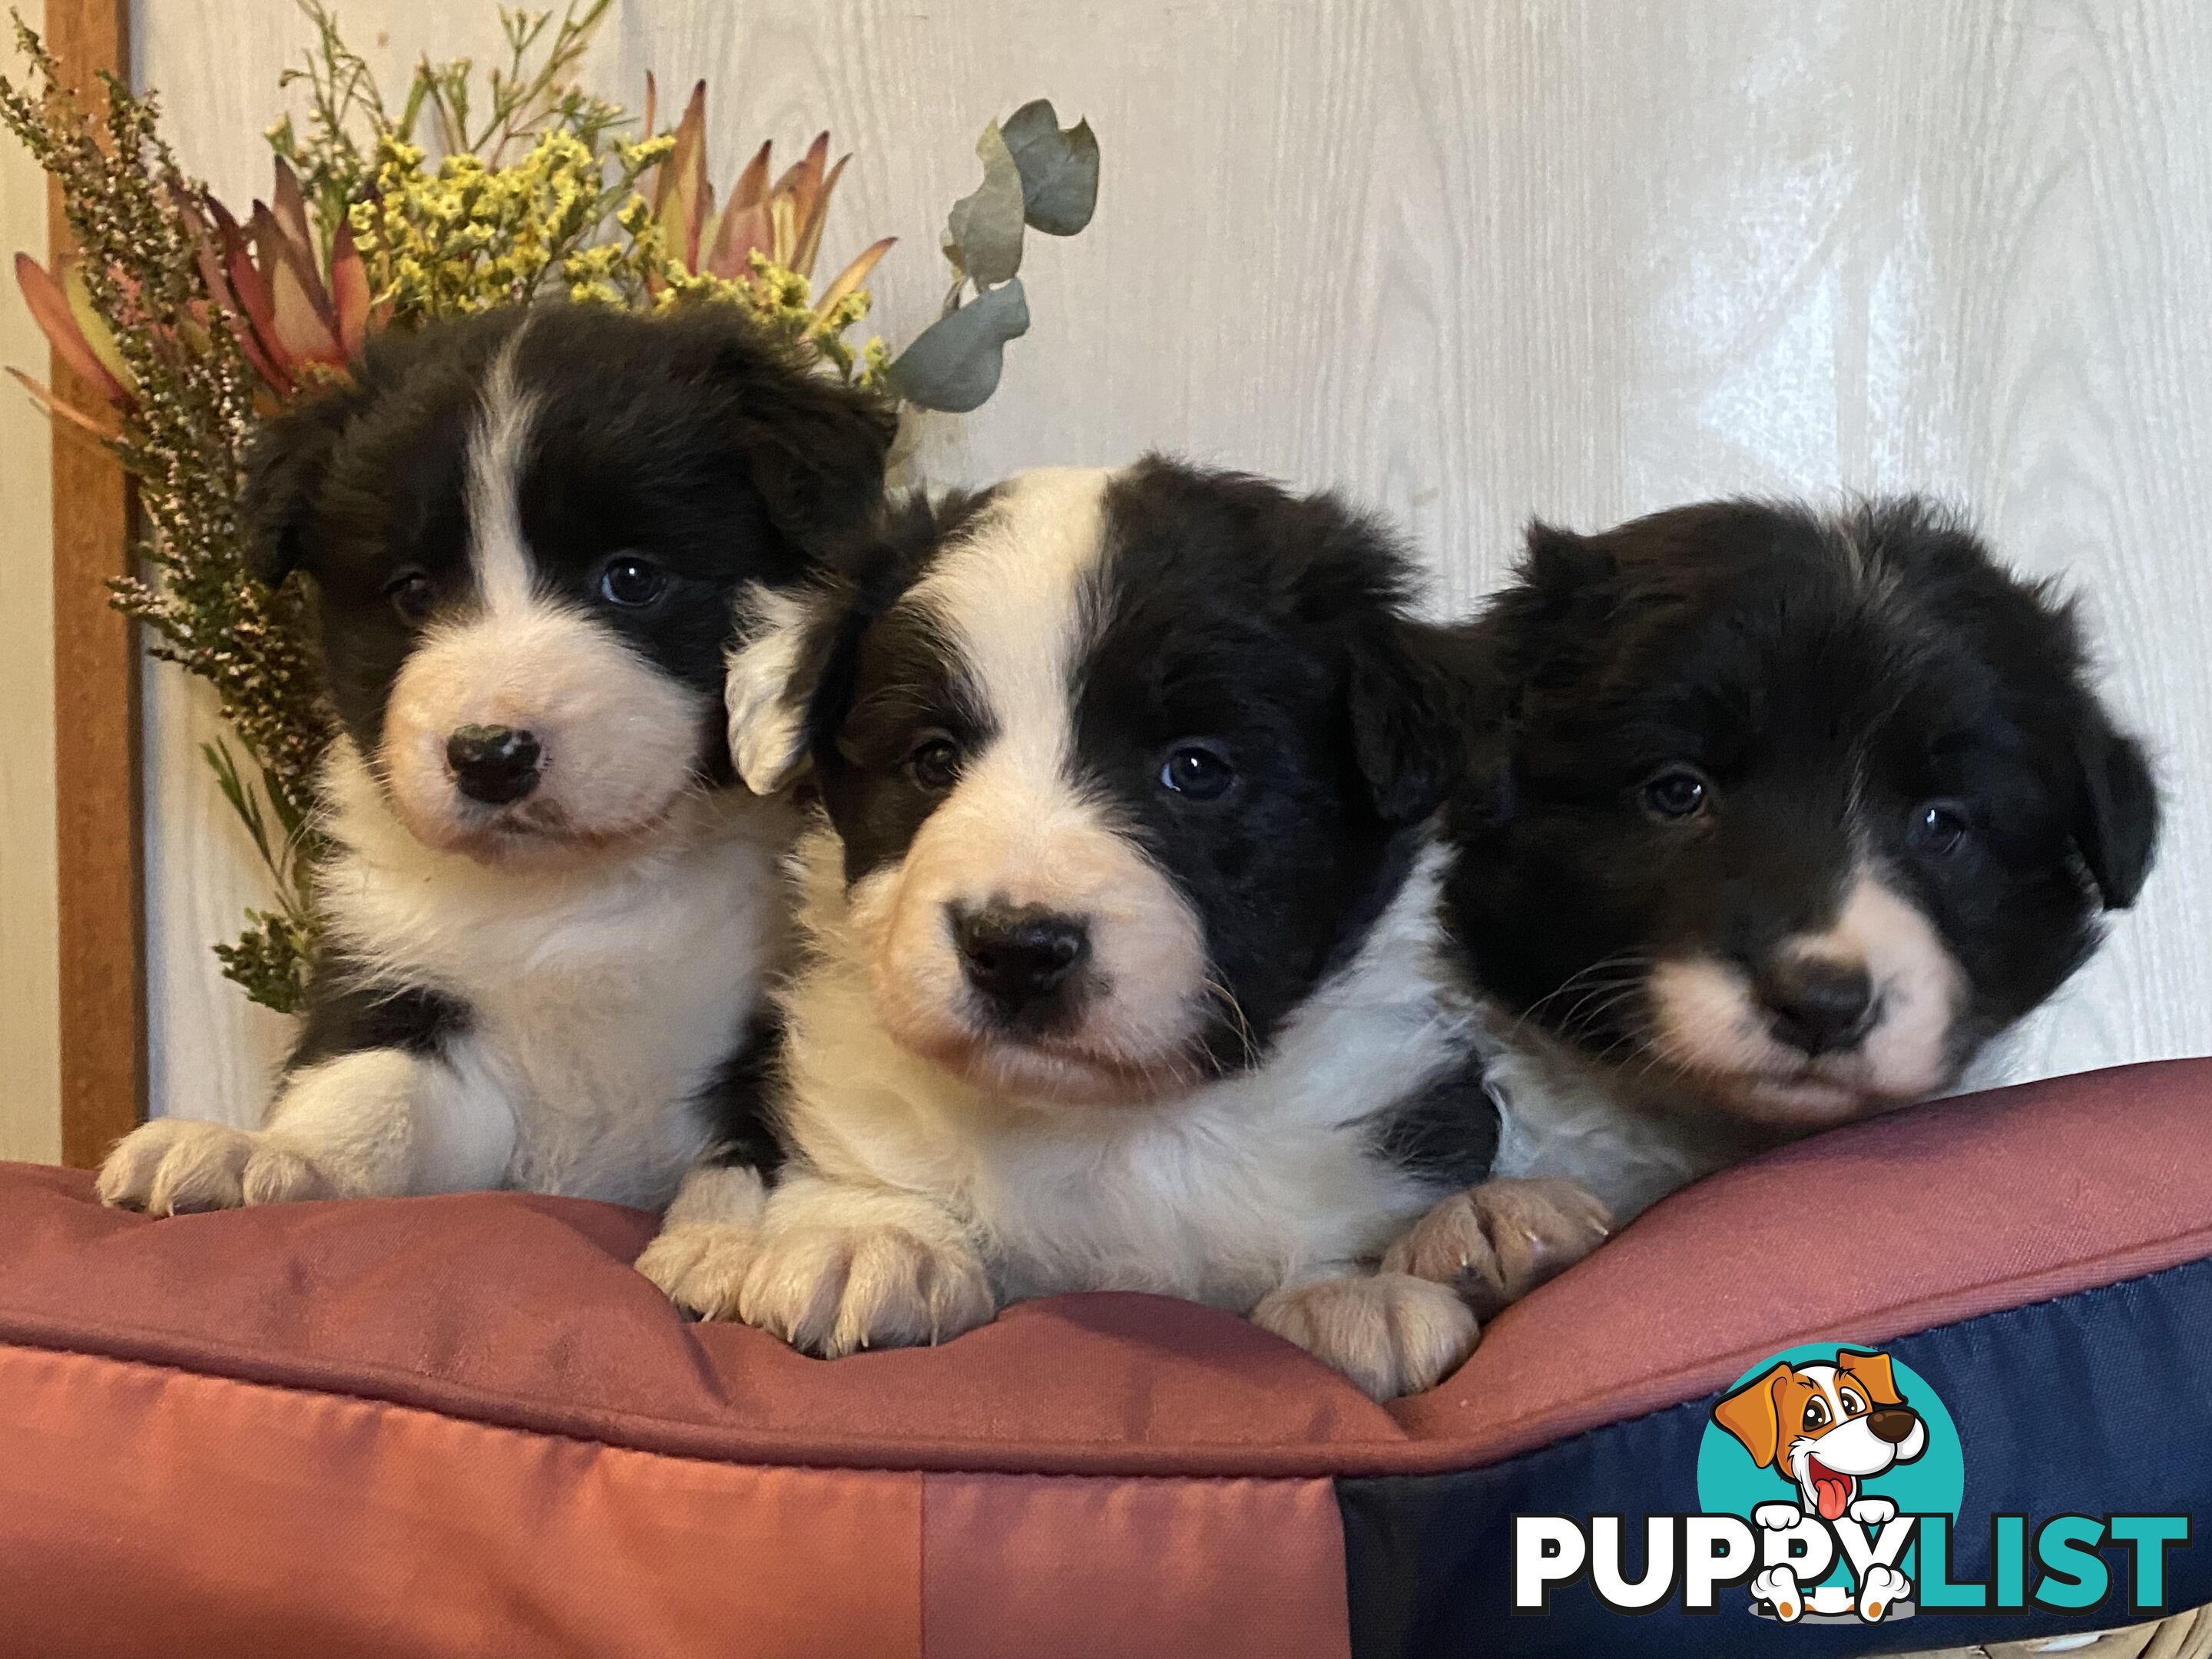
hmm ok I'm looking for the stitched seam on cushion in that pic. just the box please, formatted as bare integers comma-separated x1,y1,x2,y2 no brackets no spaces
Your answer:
1447,1218,2212,1452
0,1341,1354,1492
2,1247,2208,1482
1415,1250,2212,1479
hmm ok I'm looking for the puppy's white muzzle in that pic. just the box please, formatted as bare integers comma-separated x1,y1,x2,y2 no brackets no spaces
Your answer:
379,605,707,863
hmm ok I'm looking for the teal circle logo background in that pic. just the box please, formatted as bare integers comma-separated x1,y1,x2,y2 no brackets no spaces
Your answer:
1696,1345,1965,1587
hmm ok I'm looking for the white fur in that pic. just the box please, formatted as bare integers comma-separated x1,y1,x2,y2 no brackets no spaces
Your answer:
1488,862,1966,1221
839,467,1214,1102
101,320,806,1217
680,462,1500,1394
376,336,711,858
770,826,1470,1312
725,584,820,796
104,740,793,1212
1644,866,1965,1124
1482,1016,1780,1222
316,741,791,1205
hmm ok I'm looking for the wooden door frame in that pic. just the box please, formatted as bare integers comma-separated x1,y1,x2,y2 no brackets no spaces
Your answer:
45,0,143,1167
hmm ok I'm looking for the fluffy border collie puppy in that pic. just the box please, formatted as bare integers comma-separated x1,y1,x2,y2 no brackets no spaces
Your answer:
1396,498,2159,1257
637,461,1608,1399
98,303,893,1215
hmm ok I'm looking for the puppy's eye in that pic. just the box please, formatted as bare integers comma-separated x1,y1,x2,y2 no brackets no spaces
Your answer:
1159,744,1234,801
1641,767,1710,821
1803,1397,1830,1431
1910,800,1968,855
598,555,669,608
1839,1387,1867,1416
386,571,435,624
908,735,961,791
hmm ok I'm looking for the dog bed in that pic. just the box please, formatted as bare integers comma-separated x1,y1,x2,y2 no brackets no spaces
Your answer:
0,1058,2207,1658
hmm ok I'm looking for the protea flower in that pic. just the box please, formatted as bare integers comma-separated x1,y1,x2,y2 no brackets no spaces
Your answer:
641,76,894,336
177,156,376,399
10,250,135,430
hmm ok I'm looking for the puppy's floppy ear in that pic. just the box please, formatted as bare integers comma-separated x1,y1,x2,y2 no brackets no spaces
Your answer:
239,376,369,586
697,316,899,555
2067,700,2159,910
726,579,853,796
1520,520,1621,622
1346,617,1484,826
1710,1363,1793,1469
1835,1349,1906,1408
725,489,955,796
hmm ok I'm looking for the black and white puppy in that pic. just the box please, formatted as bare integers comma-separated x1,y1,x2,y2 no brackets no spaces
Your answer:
1410,498,2160,1234
98,303,892,1214
639,460,1607,1399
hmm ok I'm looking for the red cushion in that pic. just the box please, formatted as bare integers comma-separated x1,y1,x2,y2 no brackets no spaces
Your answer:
1,1058,2206,1655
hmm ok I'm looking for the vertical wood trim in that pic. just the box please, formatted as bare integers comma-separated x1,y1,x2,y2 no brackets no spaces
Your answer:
46,0,142,1168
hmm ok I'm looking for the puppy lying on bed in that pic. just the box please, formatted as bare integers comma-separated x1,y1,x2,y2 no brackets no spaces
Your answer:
99,304,892,1215
1389,498,2161,1290
638,461,1608,1399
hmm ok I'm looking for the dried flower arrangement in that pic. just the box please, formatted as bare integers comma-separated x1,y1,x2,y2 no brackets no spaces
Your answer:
2,2,1099,1014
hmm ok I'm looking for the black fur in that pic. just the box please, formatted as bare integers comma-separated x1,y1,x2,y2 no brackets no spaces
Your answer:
289,958,471,1068
691,1015,790,1177
790,459,1493,1118
244,302,896,770
241,303,892,1168
1367,1064,1504,1189
1445,496,2161,1082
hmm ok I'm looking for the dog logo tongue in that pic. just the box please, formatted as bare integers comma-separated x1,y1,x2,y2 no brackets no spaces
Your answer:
1810,1460,1854,1520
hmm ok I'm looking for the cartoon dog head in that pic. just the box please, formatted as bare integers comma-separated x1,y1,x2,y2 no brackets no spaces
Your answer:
1712,1349,1929,1521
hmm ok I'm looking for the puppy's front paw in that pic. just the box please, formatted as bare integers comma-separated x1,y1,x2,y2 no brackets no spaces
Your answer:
96,1119,334,1216
1848,1495,1898,1528
1856,1562,1909,1621
1750,1566,1803,1622
1753,1502,1806,1532
636,1222,760,1320
737,1222,994,1359
1250,1271,1480,1401
1382,1177,1612,1320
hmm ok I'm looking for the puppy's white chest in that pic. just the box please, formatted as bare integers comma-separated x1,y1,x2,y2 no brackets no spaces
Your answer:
323,796,790,1207
965,1107,1430,1310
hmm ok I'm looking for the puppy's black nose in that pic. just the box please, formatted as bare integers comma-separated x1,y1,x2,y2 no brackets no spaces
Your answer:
1760,957,1875,1057
445,724,542,805
1868,1407,1919,1445
955,904,1090,1015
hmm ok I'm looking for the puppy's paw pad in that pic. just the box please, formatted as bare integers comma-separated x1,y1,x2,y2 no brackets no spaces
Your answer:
1848,1495,1898,1527
1382,1177,1611,1319
1250,1272,1480,1401
636,1222,760,1320
1750,1567,1803,1622
97,1120,261,1216
1856,1563,1909,1621
738,1224,993,1359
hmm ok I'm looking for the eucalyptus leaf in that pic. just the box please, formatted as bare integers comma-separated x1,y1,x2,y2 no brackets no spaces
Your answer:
886,277,1031,413
1000,98,1099,236
944,121,1026,289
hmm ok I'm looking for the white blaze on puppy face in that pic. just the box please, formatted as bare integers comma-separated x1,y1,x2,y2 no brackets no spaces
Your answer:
851,468,1210,1104
1647,866,1965,1124
375,339,708,861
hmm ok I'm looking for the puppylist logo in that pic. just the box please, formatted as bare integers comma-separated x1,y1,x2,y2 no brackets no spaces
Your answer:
1515,1344,2192,1627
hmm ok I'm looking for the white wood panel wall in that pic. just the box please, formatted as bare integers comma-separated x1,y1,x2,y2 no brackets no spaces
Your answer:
136,0,2212,1128
0,2,62,1161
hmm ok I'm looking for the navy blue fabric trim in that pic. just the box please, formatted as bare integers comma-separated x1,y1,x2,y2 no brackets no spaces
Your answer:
1339,1254,2212,1658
